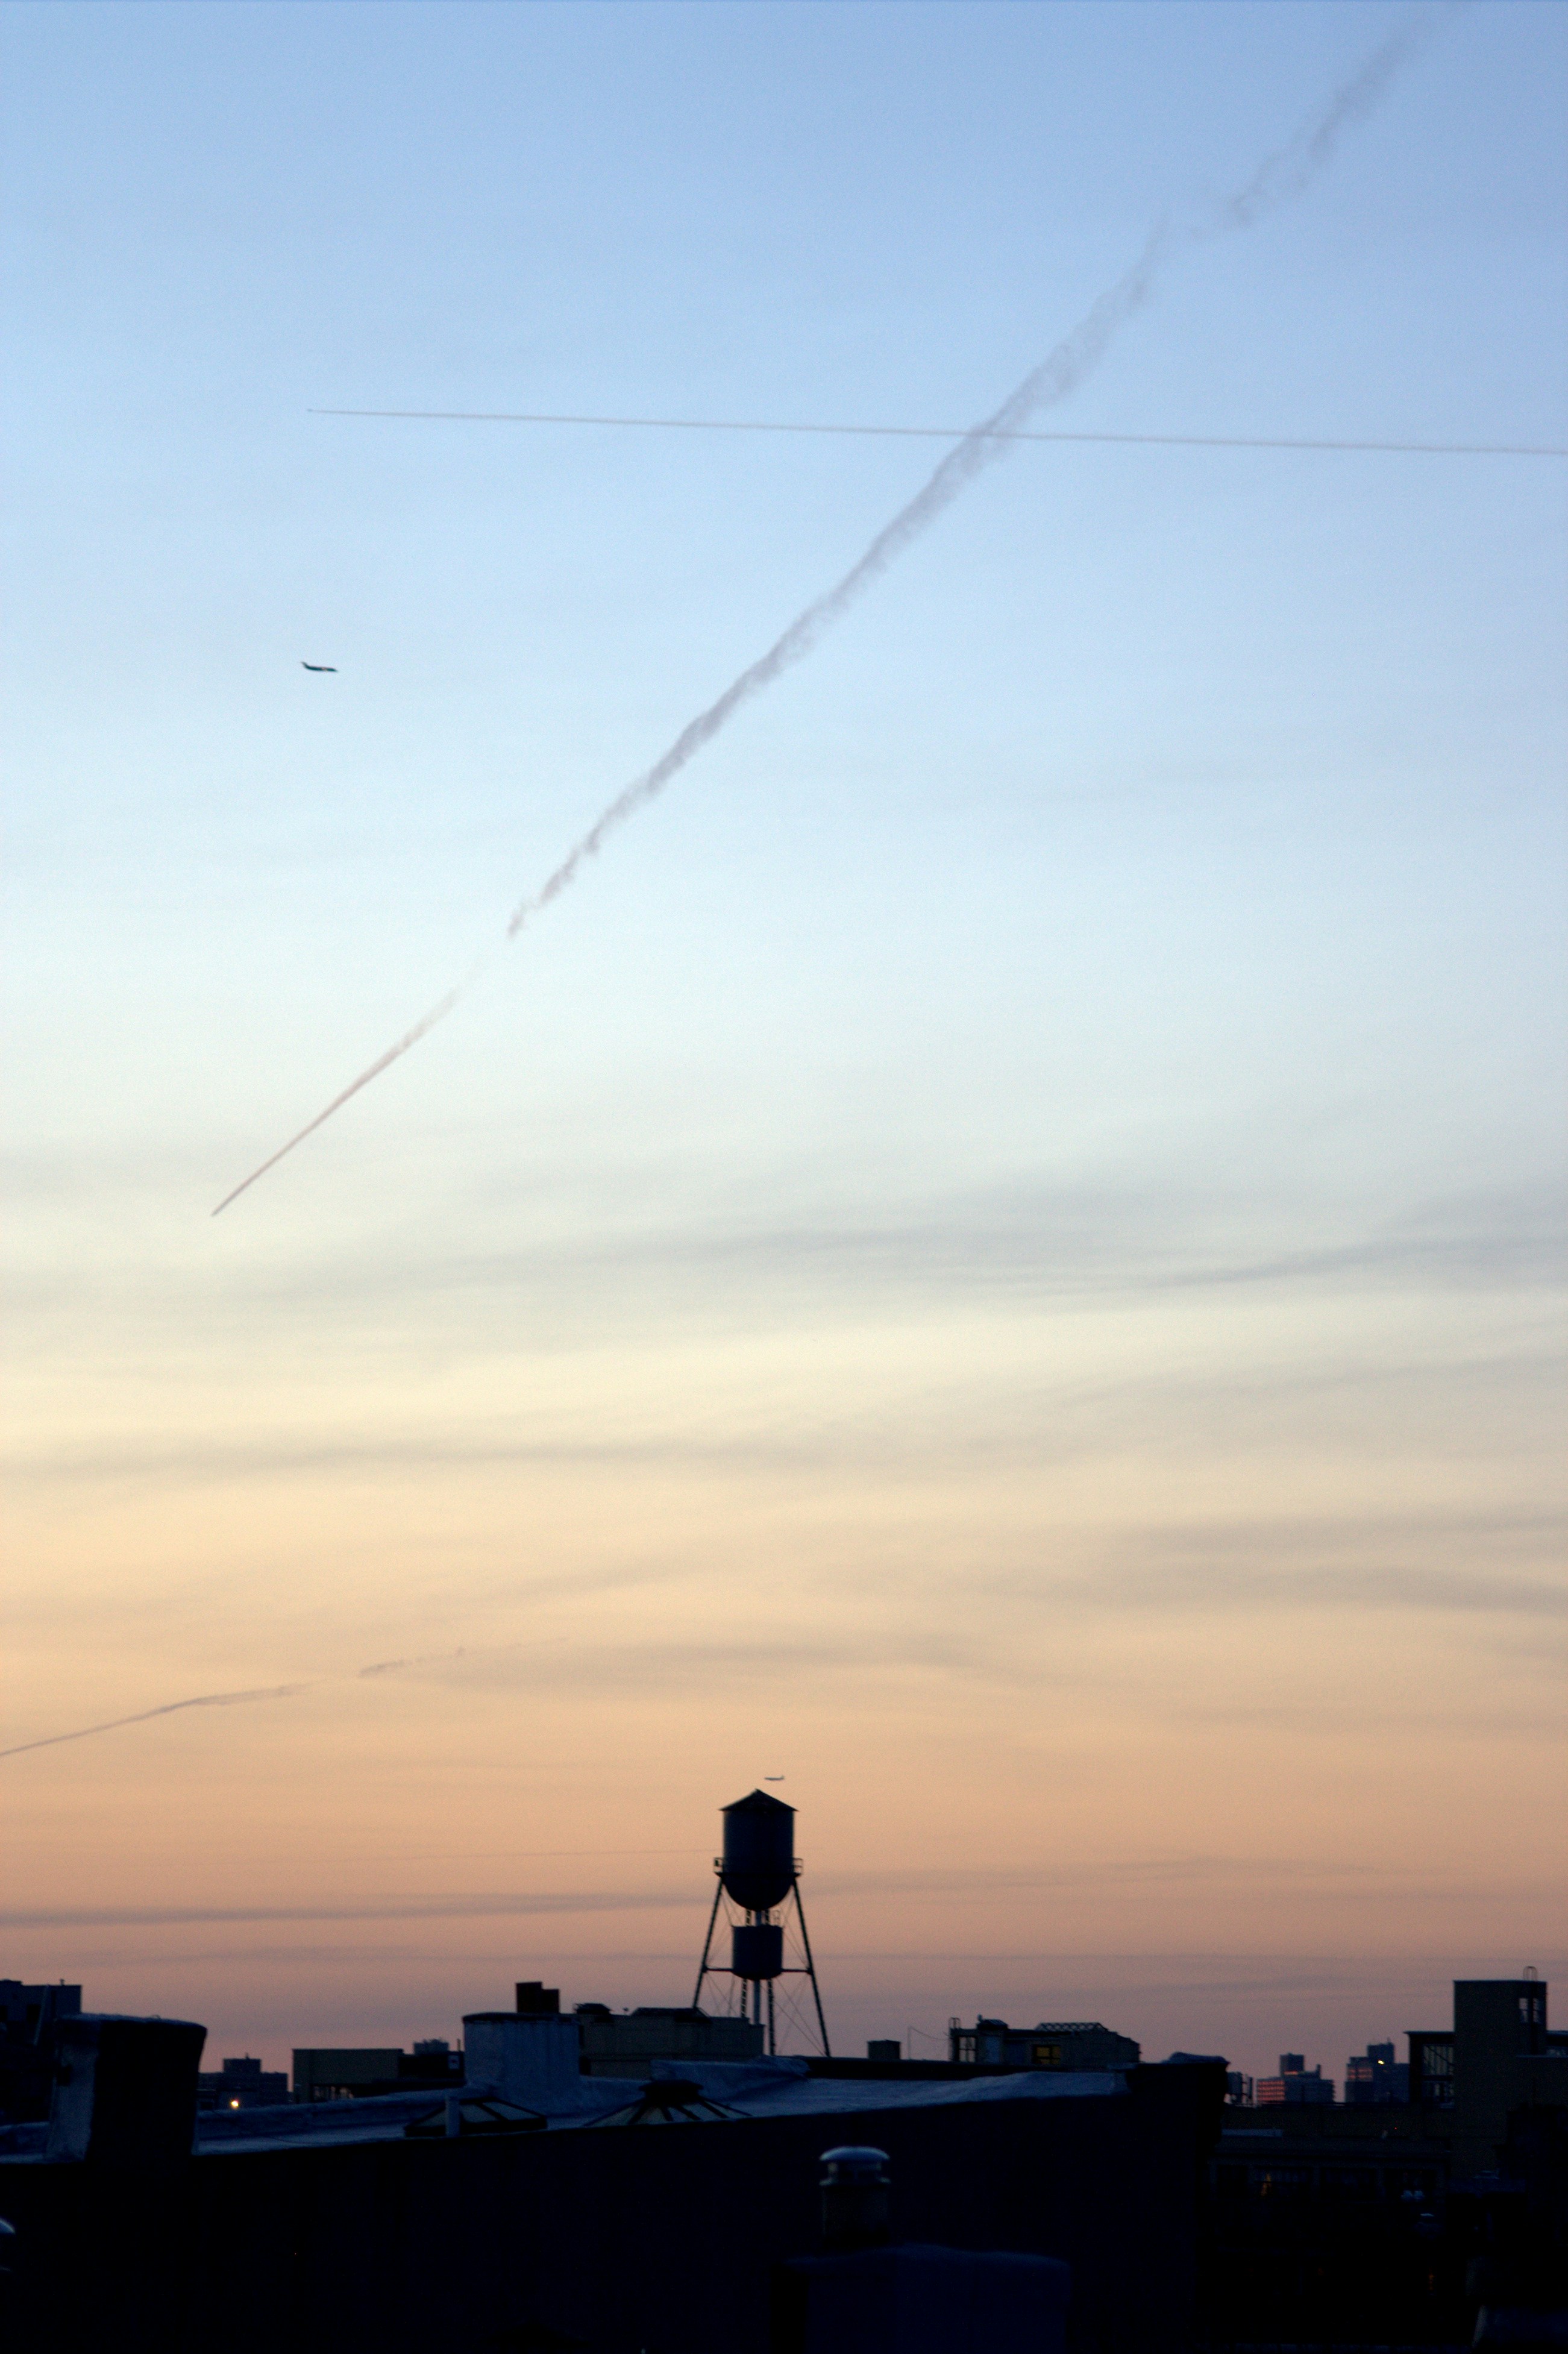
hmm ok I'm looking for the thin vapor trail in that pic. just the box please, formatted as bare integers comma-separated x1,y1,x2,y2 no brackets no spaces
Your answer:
0,1646,497,1763
357,1645,470,1678
315,412,1566,461
0,1683,312,1760
215,10,1455,1214
211,977,472,1215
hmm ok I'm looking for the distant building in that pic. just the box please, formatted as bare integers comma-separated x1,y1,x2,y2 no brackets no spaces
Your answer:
867,2039,901,2062
292,2044,463,2101
197,2054,289,2111
1343,2038,1408,2105
947,2018,1140,2071
1228,1980,1566,2176
292,2047,403,2101
1408,1974,1566,2173
574,2003,764,2077
494,1977,766,2077
0,1981,81,2039
1255,2053,1334,2105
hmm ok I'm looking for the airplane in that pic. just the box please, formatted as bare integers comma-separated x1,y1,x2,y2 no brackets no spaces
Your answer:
301,661,337,673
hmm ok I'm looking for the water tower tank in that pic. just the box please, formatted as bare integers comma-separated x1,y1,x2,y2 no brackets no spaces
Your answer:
731,1922,784,1980
720,1788,795,1912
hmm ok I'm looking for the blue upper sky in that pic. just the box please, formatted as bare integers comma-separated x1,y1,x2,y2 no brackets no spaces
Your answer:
5,2,1563,1208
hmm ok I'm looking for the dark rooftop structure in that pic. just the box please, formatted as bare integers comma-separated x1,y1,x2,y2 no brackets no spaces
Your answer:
0,1981,83,2127
948,2017,1140,2071
1206,1976,1568,2342
195,2056,287,2113
1408,1974,1567,2173
0,2007,1221,2350
575,2001,764,2077
292,2042,463,2101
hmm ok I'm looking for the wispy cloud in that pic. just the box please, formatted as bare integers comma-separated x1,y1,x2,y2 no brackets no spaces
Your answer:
8,1164,1561,1346
1058,1559,1567,1623
6,1507,1559,1766
0,1622,988,1768
387,1629,1007,1701
0,1887,697,1931
2,1852,1539,1938
196,1172,1568,1315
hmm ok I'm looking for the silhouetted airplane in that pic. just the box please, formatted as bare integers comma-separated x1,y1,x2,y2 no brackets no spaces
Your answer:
301,661,337,673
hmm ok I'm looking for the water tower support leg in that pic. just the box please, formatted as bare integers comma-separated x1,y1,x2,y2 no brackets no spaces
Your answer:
692,1873,724,2009
792,1880,832,2057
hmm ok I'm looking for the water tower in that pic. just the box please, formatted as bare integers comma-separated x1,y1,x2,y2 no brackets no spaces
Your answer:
692,1789,830,2056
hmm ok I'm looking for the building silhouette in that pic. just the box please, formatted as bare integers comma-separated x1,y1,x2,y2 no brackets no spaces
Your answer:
1344,2038,1408,2105
947,2018,1140,2070
1408,1974,1564,2171
1256,2053,1335,2106
196,2056,287,2112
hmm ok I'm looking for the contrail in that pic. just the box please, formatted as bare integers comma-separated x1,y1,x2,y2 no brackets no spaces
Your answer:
4,1631,586,1765
0,1653,454,1761
357,1645,469,1678
212,981,471,1215
215,9,1457,1214
313,412,1565,462
0,1683,312,1760
0,1646,487,1762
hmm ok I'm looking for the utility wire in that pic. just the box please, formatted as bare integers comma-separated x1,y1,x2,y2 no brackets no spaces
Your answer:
310,407,1566,460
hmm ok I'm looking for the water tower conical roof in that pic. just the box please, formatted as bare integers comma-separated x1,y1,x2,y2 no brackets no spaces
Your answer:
720,1788,796,1910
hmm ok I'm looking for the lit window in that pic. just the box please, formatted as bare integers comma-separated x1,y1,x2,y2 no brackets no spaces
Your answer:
1253,2164,1311,2195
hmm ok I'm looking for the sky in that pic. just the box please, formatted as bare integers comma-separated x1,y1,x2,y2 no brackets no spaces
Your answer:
2,0,1564,2083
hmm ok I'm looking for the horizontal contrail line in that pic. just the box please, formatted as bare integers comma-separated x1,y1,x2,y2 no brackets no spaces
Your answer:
310,408,1567,460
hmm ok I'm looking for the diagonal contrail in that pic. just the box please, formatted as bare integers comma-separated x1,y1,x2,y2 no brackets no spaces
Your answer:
2,1637,560,1765
215,8,1457,1215
0,1683,312,1760
0,1646,481,1763
0,1651,457,1762
212,982,471,1216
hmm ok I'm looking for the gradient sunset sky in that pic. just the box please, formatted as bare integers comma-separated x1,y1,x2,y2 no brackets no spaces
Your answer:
3,0,1564,2081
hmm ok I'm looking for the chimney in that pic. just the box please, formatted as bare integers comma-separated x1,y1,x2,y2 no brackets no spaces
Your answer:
820,2145,891,2251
